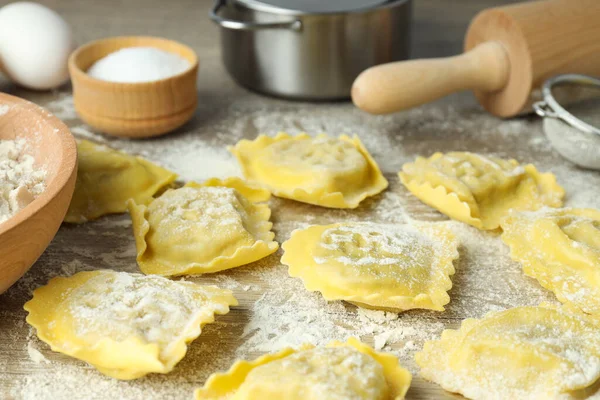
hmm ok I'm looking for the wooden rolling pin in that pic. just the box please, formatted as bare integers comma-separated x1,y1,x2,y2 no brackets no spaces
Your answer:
352,0,600,117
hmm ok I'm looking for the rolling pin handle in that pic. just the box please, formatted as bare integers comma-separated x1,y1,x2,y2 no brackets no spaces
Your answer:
352,41,511,115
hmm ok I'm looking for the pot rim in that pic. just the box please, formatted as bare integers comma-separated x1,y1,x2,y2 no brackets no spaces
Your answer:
227,0,411,17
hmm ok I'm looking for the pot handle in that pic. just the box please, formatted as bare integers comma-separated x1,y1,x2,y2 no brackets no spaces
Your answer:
210,0,302,31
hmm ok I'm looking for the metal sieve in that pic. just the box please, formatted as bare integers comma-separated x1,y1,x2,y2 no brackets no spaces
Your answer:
533,74,600,170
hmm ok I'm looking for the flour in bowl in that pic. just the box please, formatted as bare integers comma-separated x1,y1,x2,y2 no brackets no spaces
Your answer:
0,139,46,224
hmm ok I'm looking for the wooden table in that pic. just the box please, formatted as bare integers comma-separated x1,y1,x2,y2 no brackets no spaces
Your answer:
2,1,598,399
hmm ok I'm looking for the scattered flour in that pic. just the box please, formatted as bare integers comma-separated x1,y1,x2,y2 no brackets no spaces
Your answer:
211,274,257,292
236,218,452,372
6,96,600,399
158,143,241,181
315,222,438,267
237,346,388,399
70,124,108,143
45,93,76,120
68,124,241,182
238,286,352,354
13,364,195,400
66,271,231,345
0,139,46,224
27,342,49,364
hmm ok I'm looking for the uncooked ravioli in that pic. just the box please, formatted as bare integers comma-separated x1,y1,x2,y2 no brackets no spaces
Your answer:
281,221,459,312
501,207,600,314
399,152,564,230
416,303,600,399
65,140,177,223
24,270,237,380
128,177,278,276
230,132,388,208
196,338,412,400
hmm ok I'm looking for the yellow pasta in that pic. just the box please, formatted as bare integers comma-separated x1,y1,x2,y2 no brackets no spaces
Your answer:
24,270,237,380
399,152,564,230
65,140,176,223
282,222,459,312
501,207,600,314
196,338,412,400
129,177,278,276
230,133,388,208
416,303,600,399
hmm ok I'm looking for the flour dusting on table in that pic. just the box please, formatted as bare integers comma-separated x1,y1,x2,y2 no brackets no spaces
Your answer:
27,342,49,365
46,93,76,121
6,96,600,399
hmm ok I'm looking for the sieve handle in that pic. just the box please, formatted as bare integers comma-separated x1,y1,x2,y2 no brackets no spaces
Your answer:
533,101,558,119
534,74,600,137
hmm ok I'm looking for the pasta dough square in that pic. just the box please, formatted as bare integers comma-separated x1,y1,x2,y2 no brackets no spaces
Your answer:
281,222,459,312
501,207,600,314
65,140,177,223
416,303,600,399
195,337,412,400
399,152,564,230
24,270,237,380
128,177,278,276
230,133,388,208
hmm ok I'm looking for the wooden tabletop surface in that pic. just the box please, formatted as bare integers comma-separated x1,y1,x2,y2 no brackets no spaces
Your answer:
2,0,598,399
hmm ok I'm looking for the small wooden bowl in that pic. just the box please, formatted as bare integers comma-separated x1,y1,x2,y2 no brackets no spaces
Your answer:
0,93,77,294
69,36,199,138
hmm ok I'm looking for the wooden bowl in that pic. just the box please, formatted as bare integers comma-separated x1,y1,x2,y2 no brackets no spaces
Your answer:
69,36,199,138
0,93,77,294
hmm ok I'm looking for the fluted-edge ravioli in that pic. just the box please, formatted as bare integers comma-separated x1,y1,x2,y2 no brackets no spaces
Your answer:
230,132,388,208
128,177,278,276
281,222,459,312
416,303,600,400
24,270,237,380
195,337,412,400
65,139,177,223
501,207,600,314
399,152,564,230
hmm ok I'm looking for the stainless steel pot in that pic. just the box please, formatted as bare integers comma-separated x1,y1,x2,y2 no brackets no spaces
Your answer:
209,0,412,100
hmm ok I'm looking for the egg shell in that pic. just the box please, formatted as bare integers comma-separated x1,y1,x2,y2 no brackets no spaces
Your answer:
0,2,73,90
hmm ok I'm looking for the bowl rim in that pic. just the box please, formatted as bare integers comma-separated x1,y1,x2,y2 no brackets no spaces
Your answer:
68,35,200,87
0,93,77,236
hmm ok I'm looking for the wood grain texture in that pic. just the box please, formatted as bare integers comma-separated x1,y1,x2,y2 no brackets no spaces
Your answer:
69,36,199,138
355,0,600,118
0,1,595,399
0,94,77,293
352,41,510,115
466,0,600,117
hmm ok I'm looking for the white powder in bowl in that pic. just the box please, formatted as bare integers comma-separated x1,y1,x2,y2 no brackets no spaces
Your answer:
0,139,46,224
87,47,191,83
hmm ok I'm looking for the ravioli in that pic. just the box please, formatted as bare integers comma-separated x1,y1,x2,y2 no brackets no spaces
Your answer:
416,303,600,399
399,152,564,230
501,207,600,314
230,133,388,208
24,270,237,380
65,140,177,223
128,177,278,276
281,222,459,312
195,337,412,400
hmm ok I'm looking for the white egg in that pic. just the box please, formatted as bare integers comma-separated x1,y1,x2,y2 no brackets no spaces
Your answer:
0,2,73,90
